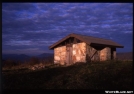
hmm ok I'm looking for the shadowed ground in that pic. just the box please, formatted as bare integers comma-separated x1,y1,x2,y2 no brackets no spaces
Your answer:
2,60,133,90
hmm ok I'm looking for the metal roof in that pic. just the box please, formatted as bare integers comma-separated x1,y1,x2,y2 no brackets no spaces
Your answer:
49,33,124,49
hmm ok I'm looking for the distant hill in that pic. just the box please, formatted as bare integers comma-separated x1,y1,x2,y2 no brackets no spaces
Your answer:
2,53,54,62
2,54,30,62
2,52,132,62
117,52,133,60
36,53,53,59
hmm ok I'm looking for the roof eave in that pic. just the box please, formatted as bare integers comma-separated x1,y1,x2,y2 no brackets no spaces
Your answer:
116,46,124,48
49,34,92,49
49,33,124,49
49,34,73,49
90,43,124,48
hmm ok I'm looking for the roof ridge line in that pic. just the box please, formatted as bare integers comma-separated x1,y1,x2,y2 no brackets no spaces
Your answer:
49,33,124,49
71,33,113,41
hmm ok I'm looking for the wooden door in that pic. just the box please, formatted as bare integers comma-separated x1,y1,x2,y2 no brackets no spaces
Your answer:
66,44,72,65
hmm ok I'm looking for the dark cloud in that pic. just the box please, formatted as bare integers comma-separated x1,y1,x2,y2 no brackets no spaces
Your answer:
2,3,133,55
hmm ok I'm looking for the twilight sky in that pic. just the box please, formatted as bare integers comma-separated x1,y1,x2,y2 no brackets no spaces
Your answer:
2,3,133,56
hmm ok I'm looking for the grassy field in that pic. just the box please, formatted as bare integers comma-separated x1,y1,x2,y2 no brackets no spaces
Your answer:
2,60,133,90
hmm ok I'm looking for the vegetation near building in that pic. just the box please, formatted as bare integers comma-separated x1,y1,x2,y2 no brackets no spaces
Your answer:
49,33,124,65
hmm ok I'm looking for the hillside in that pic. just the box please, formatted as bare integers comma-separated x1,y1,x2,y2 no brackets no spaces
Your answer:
36,53,53,59
2,54,30,61
2,61,133,90
2,53,54,62
117,52,133,60
2,52,132,61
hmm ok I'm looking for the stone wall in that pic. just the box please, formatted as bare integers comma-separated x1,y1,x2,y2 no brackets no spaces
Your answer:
86,45,111,61
54,42,113,65
100,47,111,61
54,46,66,65
72,42,86,64
86,45,100,61
113,49,116,60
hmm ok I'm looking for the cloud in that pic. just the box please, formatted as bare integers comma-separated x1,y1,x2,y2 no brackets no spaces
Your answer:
2,3,133,55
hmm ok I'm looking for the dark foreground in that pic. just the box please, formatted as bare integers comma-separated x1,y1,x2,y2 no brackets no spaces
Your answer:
2,60,133,91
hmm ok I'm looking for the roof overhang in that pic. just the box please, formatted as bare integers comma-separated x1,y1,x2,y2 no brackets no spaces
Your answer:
49,34,91,49
90,43,124,48
49,33,124,50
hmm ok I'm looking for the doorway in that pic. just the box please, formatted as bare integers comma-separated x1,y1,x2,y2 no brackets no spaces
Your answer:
66,44,72,65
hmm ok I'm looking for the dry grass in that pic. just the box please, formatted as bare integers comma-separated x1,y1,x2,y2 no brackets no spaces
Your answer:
2,60,133,90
